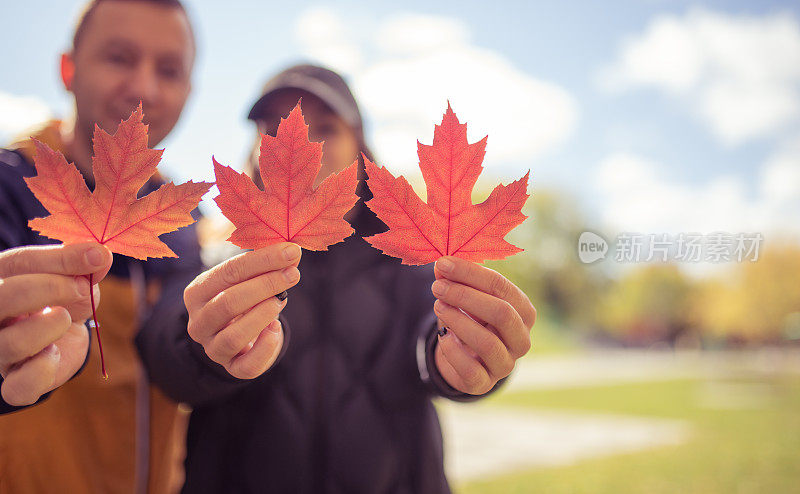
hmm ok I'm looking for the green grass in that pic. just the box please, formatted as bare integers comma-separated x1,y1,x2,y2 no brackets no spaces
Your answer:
457,376,800,494
521,312,580,356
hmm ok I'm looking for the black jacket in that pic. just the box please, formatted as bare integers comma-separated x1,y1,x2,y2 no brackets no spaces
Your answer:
136,202,500,494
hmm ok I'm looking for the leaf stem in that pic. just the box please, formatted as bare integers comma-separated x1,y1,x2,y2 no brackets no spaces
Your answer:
88,273,108,379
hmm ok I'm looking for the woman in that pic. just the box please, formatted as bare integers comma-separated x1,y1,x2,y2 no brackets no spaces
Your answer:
137,64,536,493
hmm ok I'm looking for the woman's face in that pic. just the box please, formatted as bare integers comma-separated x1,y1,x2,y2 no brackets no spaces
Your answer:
253,89,360,188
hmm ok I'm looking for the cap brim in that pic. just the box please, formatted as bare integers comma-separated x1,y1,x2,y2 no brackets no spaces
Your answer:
247,74,360,129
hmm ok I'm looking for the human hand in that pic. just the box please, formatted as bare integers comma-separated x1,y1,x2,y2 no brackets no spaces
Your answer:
431,256,536,395
184,242,301,379
0,242,113,406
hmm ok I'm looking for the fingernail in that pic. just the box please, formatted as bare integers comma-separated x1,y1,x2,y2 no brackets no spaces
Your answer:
75,277,90,297
267,320,282,334
42,343,60,359
432,280,448,296
282,267,300,283
283,244,301,261
85,247,104,267
436,257,454,273
276,290,288,301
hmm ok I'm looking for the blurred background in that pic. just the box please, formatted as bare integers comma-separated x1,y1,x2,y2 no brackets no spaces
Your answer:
2,1,799,492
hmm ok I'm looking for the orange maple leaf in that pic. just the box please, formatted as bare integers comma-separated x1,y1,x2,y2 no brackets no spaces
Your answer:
364,104,529,265
213,101,359,251
24,104,211,377
25,104,212,259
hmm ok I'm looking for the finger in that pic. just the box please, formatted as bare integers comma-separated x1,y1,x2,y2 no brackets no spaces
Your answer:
50,322,90,389
434,300,515,380
436,331,493,395
227,320,284,380
184,243,301,311
0,306,71,369
204,297,285,363
0,273,88,322
0,242,113,280
63,282,101,323
434,257,536,329
189,267,298,343
1,344,60,406
431,279,530,358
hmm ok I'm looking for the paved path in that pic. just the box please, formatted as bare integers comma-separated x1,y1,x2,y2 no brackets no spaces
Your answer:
438,348,799,483
506,348,800,391
438,403,688,482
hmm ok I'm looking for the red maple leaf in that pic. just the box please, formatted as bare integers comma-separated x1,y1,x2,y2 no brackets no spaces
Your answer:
25,104,212,376
364,104,529,265
26,104,211,259
213,101,359,251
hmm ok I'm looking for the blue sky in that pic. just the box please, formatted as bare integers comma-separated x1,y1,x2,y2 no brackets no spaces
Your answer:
1,0,799,240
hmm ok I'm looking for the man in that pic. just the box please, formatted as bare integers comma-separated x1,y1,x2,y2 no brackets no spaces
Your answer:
0,1,199,492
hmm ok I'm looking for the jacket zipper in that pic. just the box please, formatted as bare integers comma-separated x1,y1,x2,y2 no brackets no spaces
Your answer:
130,260,150,494
312,258,331,493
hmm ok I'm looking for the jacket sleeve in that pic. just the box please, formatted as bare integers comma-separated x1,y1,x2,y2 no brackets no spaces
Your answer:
408,265,507,402
416,314,507,402
135,221,291,407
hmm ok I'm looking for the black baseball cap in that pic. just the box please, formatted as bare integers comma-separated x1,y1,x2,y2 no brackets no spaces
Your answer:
247,63,363,131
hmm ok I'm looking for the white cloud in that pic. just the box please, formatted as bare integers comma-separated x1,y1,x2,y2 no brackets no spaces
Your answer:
758,138,800,233
294,8,363,75
376,14,469,55
600,9,800,145
294,9,577,174
600,16,704,94
0,91,52,137
594,144,800,239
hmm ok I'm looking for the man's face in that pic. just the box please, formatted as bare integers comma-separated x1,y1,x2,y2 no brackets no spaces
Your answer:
66,1,194,147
